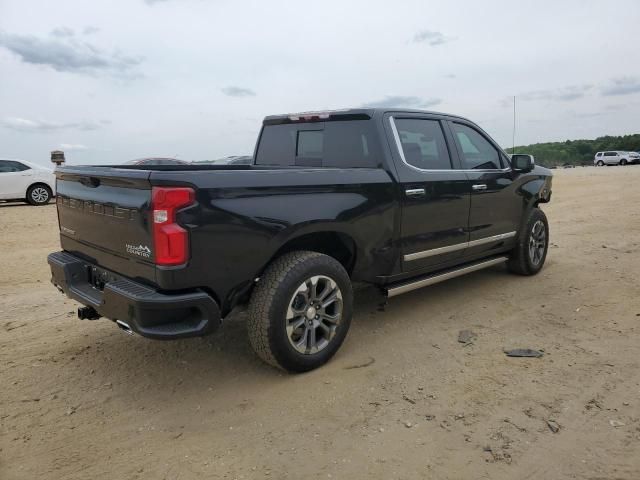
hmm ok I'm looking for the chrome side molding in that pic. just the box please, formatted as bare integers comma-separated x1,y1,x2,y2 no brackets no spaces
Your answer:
404,231,516,262
387,256,508,297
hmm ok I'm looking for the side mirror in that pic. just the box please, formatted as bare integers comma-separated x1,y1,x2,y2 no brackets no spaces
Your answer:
511,154,535,172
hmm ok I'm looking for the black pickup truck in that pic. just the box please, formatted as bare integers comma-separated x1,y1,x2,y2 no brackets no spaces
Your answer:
48,108,552,372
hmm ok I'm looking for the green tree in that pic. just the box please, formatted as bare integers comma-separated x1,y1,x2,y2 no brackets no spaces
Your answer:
505,134,640,167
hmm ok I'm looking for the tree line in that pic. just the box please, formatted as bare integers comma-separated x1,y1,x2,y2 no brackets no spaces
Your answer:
505,134,640,166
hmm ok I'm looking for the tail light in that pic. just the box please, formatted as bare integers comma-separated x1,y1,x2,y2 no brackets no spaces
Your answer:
151,187,195,266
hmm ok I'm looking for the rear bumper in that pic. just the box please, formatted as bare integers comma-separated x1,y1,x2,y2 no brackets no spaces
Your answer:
48,251,220,339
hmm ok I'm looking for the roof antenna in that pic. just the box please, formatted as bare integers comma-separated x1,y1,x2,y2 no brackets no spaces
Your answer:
512,95,516,154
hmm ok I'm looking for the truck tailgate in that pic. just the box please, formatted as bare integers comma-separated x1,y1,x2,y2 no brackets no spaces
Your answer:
55,167,157,284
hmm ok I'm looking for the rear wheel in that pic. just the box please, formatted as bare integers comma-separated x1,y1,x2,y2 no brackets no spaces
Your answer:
247,251,353,372
596,160,604,166
27,185,52,206
508,208,549,276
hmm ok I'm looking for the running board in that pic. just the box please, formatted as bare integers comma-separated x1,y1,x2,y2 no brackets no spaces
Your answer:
386,256,508,298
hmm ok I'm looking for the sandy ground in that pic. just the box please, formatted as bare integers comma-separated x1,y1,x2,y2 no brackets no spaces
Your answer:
1,166,640,480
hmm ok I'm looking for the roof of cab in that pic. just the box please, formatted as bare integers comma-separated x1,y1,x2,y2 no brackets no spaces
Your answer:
262,108,472,125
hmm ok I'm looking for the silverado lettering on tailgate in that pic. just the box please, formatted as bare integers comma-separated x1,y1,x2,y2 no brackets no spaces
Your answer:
57,196,139,221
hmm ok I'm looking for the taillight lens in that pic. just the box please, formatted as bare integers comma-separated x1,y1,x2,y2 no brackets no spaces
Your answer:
151,187,195,266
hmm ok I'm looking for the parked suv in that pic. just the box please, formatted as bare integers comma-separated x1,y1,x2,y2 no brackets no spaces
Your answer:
594,151,639,166
48,108,552,372
0,159,56,205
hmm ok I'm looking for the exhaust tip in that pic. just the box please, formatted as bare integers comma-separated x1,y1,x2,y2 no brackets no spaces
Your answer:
116,320,134,335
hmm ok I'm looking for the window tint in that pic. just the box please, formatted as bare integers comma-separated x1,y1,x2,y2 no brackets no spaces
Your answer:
394,118,452,170
604,152,616,157
255,124,297,166
0,160,30,172
451,123,501,170
323,121,380,168
297,130,323,158
255,120,380,168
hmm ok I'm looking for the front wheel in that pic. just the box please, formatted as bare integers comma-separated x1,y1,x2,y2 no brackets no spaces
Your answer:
247,251,353,372
620,159,628,166
508,208,549,276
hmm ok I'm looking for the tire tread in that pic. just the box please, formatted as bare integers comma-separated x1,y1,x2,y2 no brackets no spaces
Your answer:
247,251,345,370
508,207,548,276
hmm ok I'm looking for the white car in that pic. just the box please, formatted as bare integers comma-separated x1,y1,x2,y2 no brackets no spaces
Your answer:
594,151,640,166
0,159,56,205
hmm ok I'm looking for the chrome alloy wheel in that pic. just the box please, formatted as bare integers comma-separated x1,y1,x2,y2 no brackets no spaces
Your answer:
528,220,546,266
286,275,343,355
31,187,49,203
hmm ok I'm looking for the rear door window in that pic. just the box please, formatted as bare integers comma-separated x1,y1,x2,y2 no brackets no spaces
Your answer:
393,118,452,170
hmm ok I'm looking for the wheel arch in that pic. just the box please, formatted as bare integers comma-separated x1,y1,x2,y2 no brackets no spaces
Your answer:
266,230,357,276
221,230,358,316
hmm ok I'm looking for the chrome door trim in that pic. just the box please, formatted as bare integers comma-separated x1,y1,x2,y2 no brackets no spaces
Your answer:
404,240,468,261
403,231,516,262
466,231,516,248
389,116,407,164
389,117,511,174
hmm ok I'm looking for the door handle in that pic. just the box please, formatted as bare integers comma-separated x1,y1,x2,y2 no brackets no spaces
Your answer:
405,188,426,197
471,184,487,191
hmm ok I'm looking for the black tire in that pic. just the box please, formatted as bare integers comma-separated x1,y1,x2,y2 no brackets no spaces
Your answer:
620,159,627,166
247,251,353,372
26,184,52,206
596,160,604,166
508,208,549,276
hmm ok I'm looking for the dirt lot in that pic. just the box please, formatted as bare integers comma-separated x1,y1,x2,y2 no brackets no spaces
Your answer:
1,166,640,479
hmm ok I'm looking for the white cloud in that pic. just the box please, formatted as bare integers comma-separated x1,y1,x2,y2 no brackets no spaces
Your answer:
0,29,142,76
221,86,256,97
601,77,640,96
362,96,441,109
59,143,88,150
1,117,105,132
412,30,454,46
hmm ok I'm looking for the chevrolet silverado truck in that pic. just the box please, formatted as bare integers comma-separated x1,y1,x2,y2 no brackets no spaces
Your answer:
48,108,552,372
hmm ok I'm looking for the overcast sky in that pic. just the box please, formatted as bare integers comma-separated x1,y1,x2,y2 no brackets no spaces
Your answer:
1,0,639,166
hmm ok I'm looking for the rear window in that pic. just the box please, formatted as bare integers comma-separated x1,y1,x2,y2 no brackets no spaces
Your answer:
255,120,381,168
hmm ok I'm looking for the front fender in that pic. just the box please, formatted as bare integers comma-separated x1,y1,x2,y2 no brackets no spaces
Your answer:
519,167,552,209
